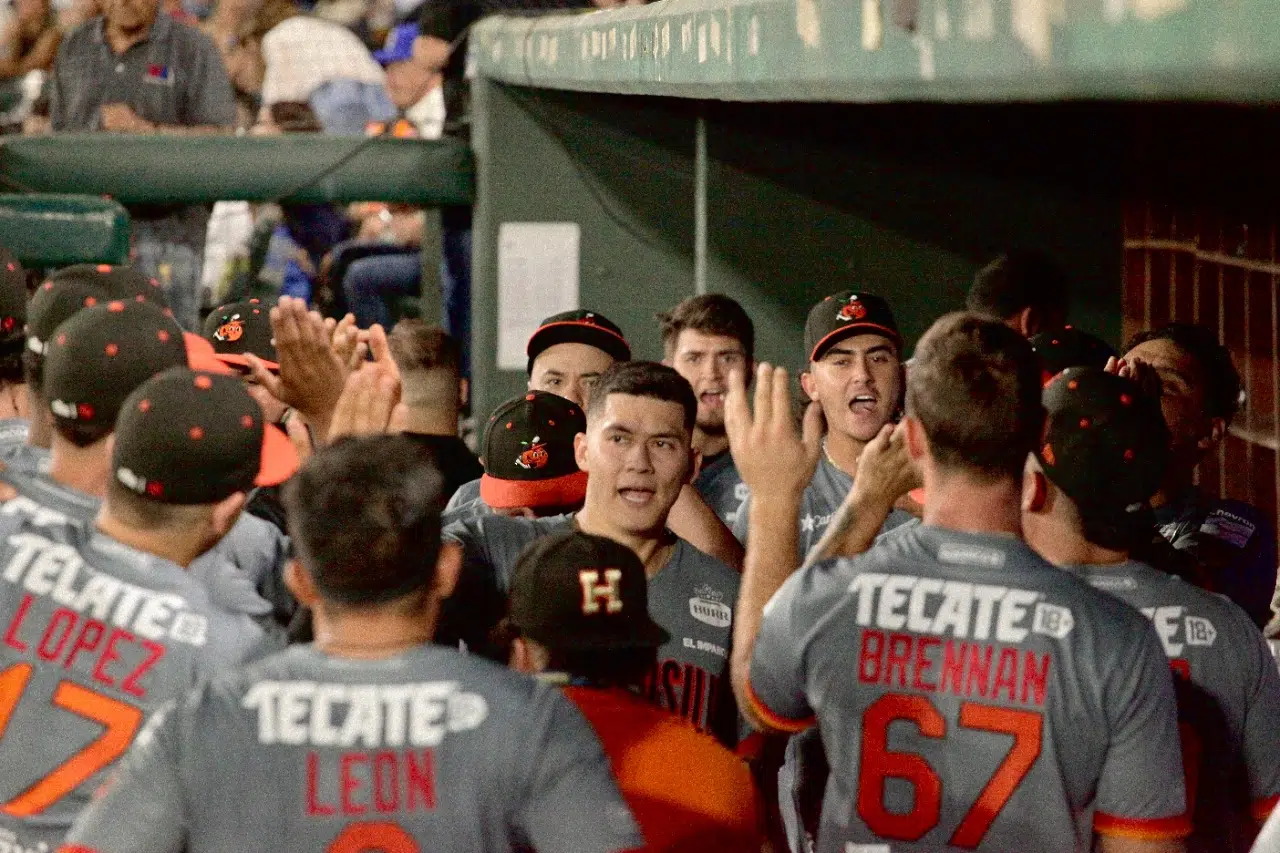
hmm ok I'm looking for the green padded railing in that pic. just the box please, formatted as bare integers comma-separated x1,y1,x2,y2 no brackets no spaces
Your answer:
0,193,130,266
470,0,1280,103
0,134,474,206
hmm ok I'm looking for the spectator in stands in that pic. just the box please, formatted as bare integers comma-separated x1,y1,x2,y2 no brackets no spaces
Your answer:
386,320,480,502
0,0,60,85
1122,323,1277,628
966,251,1071,337
326,23,442,329
242,0,393,135
49,0,237,329
504,531,765,852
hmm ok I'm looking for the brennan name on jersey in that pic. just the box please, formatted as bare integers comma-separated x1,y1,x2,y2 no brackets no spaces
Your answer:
845,571,1075,708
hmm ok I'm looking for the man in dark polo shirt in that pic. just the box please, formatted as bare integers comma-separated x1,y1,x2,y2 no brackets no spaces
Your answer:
50,0,236,331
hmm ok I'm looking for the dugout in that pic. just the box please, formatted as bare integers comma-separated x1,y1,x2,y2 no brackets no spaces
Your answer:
467,0,1280,530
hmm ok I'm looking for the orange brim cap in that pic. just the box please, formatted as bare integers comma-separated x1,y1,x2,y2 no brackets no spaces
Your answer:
256,422,299,487
480,469,588,510
214,352,280,373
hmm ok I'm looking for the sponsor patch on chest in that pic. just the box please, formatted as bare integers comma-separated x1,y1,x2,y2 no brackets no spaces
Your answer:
689,583,732,627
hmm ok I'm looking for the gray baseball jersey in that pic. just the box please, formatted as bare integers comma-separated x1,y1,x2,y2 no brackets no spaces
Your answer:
444,477,482,514
0,418,29,454
732,455,914,554
442,513,739,738
1067,559,1280,852
0,505,281,851
0,442,49,476
62,644,643,853
0,462,291,615
694,451,749,530
749,524,1189,853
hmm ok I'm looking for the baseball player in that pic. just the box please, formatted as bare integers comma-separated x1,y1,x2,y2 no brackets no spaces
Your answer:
0,301,297,617
1120,324,1276,628
0,368,286,851
441,362,741,741
728,313,1189,853
444,390,588,521
732,291,914,556
58,434,643,853
1024,367,1280,853
446,308,630,513
505,530,764,852
659,294,754,528
966,251,1071,337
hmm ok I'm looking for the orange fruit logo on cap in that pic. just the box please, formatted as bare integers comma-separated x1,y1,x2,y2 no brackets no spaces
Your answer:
516,438,549,470
214,314,244,343
838,295,867,321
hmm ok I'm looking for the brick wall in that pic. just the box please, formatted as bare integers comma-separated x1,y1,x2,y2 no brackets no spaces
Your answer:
1123,201,1279,535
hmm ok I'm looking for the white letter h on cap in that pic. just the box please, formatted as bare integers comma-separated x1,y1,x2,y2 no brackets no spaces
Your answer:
579,569,623,615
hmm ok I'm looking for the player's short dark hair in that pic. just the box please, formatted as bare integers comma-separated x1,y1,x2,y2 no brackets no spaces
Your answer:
106,479,218,529
284,435,444,607
389,320,461,376
21,351,42,396
545,647,657,688
586,361,697,433
967,252,1070,324
908,312,1044,481
488,617,657,685
657,294,755,362
1124,323,1242,424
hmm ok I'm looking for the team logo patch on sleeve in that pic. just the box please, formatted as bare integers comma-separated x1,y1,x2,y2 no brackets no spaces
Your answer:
689,584,732,627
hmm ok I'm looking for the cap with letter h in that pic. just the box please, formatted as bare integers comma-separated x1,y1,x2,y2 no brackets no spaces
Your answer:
509,531,670,652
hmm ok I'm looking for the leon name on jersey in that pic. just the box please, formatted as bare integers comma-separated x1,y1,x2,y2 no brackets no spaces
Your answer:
2,532,208,699
848,570,1074,708
243,680,489,817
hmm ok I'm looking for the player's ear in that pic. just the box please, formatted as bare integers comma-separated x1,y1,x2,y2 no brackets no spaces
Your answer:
1022,456,1048,513
902,415,927,461
1014,306,1037,338
433,541,463,600
573,431,589,472
284,559,319,607
688,447,702,485
508,636,536,673
210,491,247,538
1199,416,1227,451
799,369,818,403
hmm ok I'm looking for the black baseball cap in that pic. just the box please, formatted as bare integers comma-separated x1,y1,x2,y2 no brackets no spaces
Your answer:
509,531,670,651
1030,326,1118,387
26,277,109,356
50,264,169,311
480,391,588,509
0,247,26,339
203,298,278,371
114,367,299,504
43,301,188,440
804,291,902,362
1038,367,1170,520
526,309,630,374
